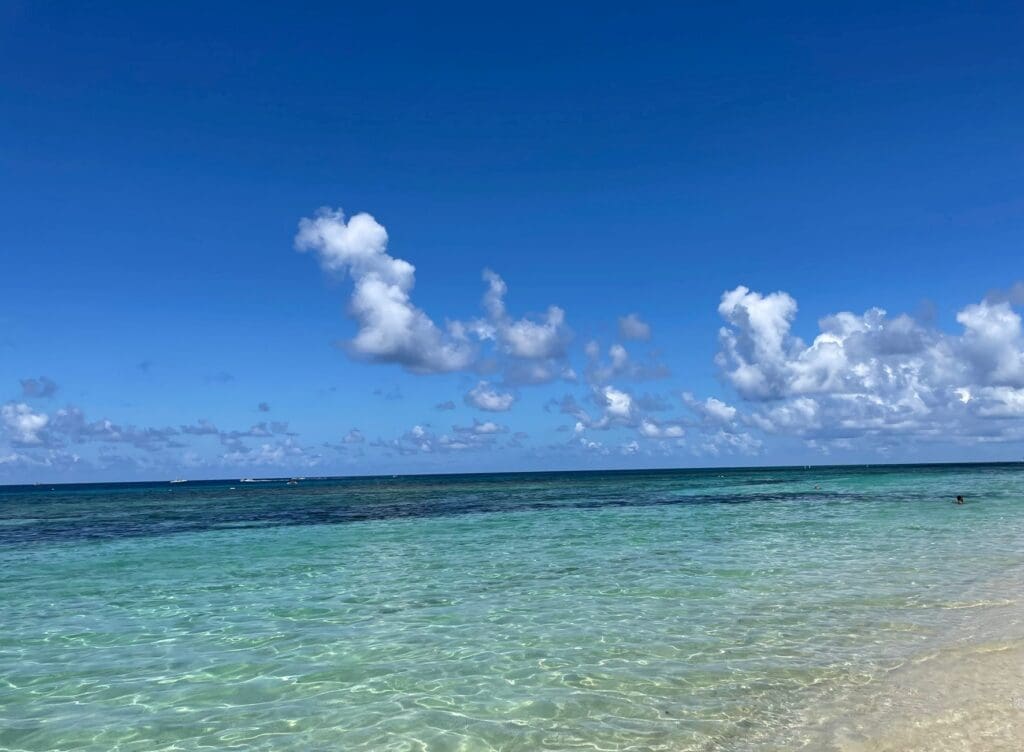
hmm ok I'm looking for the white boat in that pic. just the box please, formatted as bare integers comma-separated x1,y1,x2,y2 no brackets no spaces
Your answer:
170,478,187,484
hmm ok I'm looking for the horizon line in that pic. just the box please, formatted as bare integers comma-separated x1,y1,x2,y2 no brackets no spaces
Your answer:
4,458,1022,490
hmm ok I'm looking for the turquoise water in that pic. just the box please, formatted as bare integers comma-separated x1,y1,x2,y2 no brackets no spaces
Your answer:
2,464,1023,751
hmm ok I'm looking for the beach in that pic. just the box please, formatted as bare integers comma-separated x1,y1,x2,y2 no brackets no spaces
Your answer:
2,464,1023,750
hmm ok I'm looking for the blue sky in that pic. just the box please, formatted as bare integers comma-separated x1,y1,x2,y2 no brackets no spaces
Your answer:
2,2,1024,482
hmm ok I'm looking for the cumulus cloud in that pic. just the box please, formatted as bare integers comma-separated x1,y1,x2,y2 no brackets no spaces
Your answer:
343,428,365,444
20,376,58,399
475,269,571,360
453,419,507,435
296,208,474,373
297,211,574,382
0,396,327,479
584,341,670,385
470,269,573,384
51,407,184,451
714,285,1024,446
550,385,688,442
371,422,502,455
222,437,319,468
638,418,685,438
465,381,516,412
618,313,651,341
600,385,634,420
682,393,738,424
698,429,764,457
2,403,50,444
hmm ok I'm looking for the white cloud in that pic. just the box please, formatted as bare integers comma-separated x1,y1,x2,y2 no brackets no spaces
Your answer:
222,437,319,467
584,340,670,385
618,313,651,341
957,301,1024,387
698,429,763,456
465,381,516,412
476,269,571,360
578,437,608,454
601,386,633,420
638,418,684,438
715,285,1024,444
296,208,474,373
716,286,801,400
974,386,1024,417
2,403,49,444
453,420,506,435
370,421,504,455
683,393,738,425
297,212,573,381
703,397,737,423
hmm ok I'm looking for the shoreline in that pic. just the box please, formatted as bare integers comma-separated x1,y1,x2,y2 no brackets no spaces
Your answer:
764,568,1024,751
808,637,1024,751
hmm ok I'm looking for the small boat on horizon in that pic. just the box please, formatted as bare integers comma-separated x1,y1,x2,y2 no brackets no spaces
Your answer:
170,478,187,484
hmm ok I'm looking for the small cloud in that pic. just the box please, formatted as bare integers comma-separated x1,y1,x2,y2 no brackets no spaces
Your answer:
599,385,633,420
682,393,738,425
2,402,50,444
20,376,58,399
618,313,651,341
453,419,508,435
343,428,365,444
180,419,220,436
257,402,271,412
434,400,456,411
137,360,154,373
638,418,685,439
465,381,516,412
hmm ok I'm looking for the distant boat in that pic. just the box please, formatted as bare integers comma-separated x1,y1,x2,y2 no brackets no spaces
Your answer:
170,478,187,484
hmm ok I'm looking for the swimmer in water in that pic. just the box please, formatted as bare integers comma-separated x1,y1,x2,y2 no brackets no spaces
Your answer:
955,495,965,504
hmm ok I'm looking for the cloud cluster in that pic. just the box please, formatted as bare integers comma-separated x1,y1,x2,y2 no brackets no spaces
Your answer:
0,398,319,477
370,421,513,455
715,285,1024,446
296,210,573,383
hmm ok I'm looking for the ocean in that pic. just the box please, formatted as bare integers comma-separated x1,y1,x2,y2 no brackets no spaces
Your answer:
2,464,1023,750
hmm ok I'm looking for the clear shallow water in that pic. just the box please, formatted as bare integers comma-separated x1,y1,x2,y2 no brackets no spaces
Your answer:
2,464,1023,751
